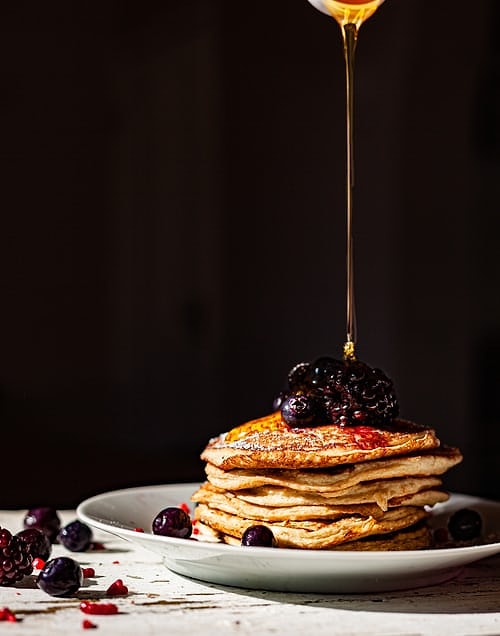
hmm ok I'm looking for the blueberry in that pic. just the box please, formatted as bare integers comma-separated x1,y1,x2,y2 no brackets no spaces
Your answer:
448,508,482,541
16,528,52,561
23,507,61,543
58,520,93,552
272,391,289,412
152,507,192,538
281,394,318,426
241,525,277,547
37,556,83,597
308,356,343,390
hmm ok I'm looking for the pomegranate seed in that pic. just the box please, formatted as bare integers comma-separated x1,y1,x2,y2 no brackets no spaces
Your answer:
112,560,120,564
80,601,118,615
193,527,200,535
106,579,128,596
32,557,46,570
82,568,96,578
0,607,18,622
82,619,98,629
179,502,190,515
133,528,144,533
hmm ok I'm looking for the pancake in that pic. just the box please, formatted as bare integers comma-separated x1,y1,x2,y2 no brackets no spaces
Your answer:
204,445,462,492
193,410,462,551
192,482,385,521
194,502,429,549
193,475,446,512
219,521,433,551
201,414,441,471
226,480,447,510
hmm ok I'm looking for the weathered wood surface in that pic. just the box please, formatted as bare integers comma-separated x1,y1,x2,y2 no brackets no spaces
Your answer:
0,510,499,635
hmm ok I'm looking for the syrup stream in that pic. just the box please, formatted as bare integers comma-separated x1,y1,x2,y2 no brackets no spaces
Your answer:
343,23,358,362
321,0,385,360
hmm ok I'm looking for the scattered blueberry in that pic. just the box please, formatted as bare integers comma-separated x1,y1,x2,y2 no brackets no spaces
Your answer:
58,520,93,552
448,508,482,541
37,556,83,597
152,507,192,538
16,528,52,561
241,525,277,547
23,507,61,543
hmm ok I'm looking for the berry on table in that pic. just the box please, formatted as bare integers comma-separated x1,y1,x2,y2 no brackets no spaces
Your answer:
0,527,33,586
23,507,61,543
16,528,52,561
37,556,83,597
58,520,93,552
241,525,277,547
152,507,192,538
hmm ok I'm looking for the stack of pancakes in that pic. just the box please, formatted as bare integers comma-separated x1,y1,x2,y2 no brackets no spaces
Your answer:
191,412,462,550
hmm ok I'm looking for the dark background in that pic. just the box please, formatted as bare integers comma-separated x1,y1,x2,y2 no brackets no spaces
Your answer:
2,1,500,508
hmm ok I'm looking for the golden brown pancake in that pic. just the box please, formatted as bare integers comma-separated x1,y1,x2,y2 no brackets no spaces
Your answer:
194,502,429,549
193,476,447,512
193,412,462,551
204,446,462,492
201,414,441,470
218,521,433,551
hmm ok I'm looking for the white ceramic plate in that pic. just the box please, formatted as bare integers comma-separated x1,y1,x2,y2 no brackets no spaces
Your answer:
77,484,500,594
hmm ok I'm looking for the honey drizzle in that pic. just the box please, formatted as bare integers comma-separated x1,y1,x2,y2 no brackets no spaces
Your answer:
321,1,385,360
343,22,358,361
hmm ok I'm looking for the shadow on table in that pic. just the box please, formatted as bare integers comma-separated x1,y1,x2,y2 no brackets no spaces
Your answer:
202,561,500,614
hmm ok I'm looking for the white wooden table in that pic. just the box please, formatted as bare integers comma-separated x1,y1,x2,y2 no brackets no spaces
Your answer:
1,509,499,635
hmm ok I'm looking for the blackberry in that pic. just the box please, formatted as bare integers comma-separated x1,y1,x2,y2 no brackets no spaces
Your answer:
16,528,52,561
0,527,33,586
279,356,399,428
325,359,399,427
307,356,344,395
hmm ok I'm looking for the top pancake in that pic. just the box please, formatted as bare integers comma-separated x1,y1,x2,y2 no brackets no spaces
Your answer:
201,412,441,470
